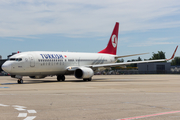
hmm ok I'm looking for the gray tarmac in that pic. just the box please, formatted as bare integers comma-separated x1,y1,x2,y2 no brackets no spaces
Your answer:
0,75,180,120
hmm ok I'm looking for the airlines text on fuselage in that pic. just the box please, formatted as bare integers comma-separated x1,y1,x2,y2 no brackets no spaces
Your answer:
40,54,64,59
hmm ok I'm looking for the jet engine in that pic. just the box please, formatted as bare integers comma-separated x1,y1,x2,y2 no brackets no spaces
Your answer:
74,67,94,79
29,75,46,79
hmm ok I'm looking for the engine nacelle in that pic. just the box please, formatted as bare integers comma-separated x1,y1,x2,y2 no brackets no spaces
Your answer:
75,67,94,79
29,75,46,79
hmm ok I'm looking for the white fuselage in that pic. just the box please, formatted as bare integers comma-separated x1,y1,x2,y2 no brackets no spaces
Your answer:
3,51,116,76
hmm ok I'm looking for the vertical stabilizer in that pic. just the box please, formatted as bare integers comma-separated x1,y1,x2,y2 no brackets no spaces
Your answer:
98,22,119,55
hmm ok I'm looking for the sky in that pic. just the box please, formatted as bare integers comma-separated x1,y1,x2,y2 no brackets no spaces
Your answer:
0,0,180,61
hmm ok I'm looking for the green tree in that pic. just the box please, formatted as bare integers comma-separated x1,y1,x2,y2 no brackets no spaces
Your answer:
149,51,166,60
111,59,124,70
127,57,142,67
116,59,124,63
137,57,142,61
171,57,180,66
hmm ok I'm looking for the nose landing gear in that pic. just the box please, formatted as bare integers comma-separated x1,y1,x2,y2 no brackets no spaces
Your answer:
17,79,23,84
11,75,23,84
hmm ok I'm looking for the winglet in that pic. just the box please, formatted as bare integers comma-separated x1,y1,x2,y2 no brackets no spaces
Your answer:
166,46,178,61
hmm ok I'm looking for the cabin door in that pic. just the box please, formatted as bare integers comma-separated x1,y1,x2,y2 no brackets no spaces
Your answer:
29,55,35,67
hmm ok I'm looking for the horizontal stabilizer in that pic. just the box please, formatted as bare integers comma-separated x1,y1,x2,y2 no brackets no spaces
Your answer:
115,53,149,59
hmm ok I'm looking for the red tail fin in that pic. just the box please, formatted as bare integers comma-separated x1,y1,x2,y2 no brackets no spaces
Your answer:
98,22,119,55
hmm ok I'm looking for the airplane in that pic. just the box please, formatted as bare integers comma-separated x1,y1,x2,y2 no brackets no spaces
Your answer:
1,22,178,84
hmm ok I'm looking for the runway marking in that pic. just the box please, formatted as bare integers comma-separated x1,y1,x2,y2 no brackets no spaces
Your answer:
18,113,27,117
24,116,36,120
15,108,27,111
13,105,37,119
0,104,9,107
13,105,27,111
0,87,9,88
1,83,16,85
13,105,27,108
0,103,37,119
118,111,180,120
28,110,37,113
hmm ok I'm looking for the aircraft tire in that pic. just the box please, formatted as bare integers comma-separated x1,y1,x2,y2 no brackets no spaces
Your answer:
57,75,61,81
57,75,65,81
88,78,92,81
62,75,65,81
83,78,91,81
17,79,23,84
83,79,87,81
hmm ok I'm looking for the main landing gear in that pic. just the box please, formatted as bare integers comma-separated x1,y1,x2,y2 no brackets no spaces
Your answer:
57,75,65,81
83,78,92,81
17,79,23,84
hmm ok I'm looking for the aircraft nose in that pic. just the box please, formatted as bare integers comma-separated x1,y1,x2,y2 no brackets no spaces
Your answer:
2,62,11,73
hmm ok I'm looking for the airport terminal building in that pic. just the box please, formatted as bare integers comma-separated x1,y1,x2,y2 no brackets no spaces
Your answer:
137,62,171,74
0,59,6,72
106,62,176,75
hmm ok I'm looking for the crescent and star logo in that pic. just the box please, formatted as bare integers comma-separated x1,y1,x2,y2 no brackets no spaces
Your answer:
111,35,117,48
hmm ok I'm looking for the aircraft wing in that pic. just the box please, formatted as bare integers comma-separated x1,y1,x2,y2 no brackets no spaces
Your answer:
67,46,178,71
89,46,178,68
89,59,170,68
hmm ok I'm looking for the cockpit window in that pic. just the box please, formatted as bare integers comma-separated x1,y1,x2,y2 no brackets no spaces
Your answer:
9,58,22,61
9,58,16,61
16,58,22,61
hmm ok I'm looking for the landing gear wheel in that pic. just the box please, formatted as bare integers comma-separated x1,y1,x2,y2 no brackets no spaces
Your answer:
57,76,61,81
57,75,65,82
62,75,65,81
17,79,23,84
88,78,92,81
83,78,92,81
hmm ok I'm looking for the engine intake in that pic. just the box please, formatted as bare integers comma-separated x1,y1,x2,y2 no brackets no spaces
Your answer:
75,67,94,79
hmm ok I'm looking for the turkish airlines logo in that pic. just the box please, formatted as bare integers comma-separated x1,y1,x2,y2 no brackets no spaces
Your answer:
111,35,117,48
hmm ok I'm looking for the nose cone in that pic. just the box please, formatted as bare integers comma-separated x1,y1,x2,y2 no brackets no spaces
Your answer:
2,62,11,73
